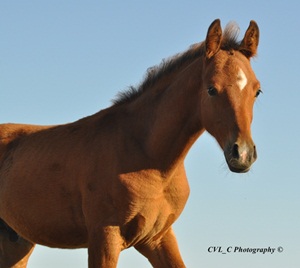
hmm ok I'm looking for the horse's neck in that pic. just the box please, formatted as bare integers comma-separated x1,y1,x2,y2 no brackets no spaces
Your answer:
129,58,205,174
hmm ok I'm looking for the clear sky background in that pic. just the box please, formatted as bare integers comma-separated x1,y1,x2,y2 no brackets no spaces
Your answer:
1,1,299,268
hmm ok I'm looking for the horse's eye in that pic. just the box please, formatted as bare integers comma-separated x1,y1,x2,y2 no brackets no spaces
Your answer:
207,86,217,96
255,89,262,98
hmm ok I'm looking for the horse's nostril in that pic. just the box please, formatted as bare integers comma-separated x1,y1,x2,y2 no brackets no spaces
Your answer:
253,144,257,159
232,143,239,159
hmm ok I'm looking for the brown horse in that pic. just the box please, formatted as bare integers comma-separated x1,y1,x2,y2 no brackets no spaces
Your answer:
0,19,260,267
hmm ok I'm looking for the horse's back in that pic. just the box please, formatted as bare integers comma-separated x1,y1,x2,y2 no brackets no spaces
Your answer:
0,123,51,141
0,123,52,162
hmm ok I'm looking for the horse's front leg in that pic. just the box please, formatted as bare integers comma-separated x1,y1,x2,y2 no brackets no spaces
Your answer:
135,227,186,268
88,226,123,268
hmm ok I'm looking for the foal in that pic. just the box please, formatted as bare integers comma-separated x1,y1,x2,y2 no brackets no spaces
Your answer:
0,19,260,267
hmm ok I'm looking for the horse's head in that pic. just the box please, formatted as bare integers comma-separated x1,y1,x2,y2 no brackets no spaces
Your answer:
200,19,260,173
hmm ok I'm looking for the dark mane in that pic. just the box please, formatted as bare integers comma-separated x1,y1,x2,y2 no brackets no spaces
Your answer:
111,43,204,106
112,22,240,106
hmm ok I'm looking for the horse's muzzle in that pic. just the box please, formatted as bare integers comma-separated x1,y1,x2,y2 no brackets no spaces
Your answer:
224,141,257,173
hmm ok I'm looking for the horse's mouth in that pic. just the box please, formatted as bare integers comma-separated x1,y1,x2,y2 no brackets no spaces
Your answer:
227,163,251,173
225,155,254,173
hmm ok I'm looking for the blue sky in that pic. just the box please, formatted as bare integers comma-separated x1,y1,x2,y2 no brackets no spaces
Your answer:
1,1,299,268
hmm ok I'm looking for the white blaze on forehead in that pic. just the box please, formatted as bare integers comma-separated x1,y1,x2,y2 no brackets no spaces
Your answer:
237,68,247,91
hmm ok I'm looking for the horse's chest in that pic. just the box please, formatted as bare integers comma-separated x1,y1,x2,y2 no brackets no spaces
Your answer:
119,171,190,246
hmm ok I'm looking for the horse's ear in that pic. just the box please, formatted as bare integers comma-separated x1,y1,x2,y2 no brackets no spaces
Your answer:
205,19,222,59
239,20,259,58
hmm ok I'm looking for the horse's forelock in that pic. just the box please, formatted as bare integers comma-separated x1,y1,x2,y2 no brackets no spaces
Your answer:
221,21,241,50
